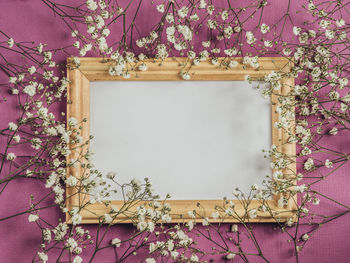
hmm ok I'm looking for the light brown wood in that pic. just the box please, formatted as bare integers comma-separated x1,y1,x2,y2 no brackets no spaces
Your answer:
66,57,296,224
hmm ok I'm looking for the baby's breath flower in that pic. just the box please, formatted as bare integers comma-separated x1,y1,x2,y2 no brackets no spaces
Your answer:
6,152,16,161
7,38,14,48
8,122,18,131
260,23,270,34
207,19,217,29
304,158,314,171
28,66,36,75
248,209,257,219
190,254,199,262
221,10,228,20
28,214,39,222
66,176,78,186
313,198,320,205
180,71,191,80
325,29,335,39
23,84,36,97
13,135,20,143
111,237,121,247
202,217,209,226
73,256,83,263
295,184,308,193
156,4,165,13
178,6,189,18
231,224,238,232
86,0,98,11
325,159,333,168
293,26,301,36
302,233,309,241
329,127,338,136
162,214,172,223
264,40,273,47
319,19,330,29
246,31,256,44
226,253,236,259
71,209,82,225
37,252,48,263
336,19,345,27
234,26,241,32
199,0,207,9
207,5,214,15
211,211,219,219
68,117,78,126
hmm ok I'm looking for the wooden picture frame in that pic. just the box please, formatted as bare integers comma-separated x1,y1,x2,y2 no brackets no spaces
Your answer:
66,57,296,224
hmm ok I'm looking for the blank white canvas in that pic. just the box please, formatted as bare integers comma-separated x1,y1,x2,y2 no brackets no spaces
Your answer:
90,81,271,200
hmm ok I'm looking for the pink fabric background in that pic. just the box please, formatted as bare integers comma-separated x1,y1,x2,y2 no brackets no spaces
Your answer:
0,0,349,262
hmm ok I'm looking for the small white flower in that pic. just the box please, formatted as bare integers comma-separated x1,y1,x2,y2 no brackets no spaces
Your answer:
28,214,39,222
28,66,36,75
111,237,121,247
229,60,238,68
293,26,301,36
211,211,219,219
104,213,113,223
248,209,257,219
336,19,345,27
106,171,116,180
72,210,82,225
319,19,330,29
37,252,48,263
6,152,16,161
190,254,199,262
325,29,335,39
8,122,18,131
190,14,199,21
199,0,207,9
73,256,83,263
13,135,20,143
68,117,78,126
23,85,36,97
207,5,214,15
180,71,191,80
202,217,209,226
231,224,238,232
156,4,165,13
325,159,333,168
8,38,14,48
313,198,320,205
9,76,17,84
246,31,256,44
138,63,148,71
226,253,236,259
302,233,309,241
162,214,172,223
86,0,98,11
145,258,156,263
264,40,273,47
221,10,228,20
102,28,110,37
234,26,241,32
329,127,338,135
31,138,42,150
171,251,179,259
283,48,292,56
66,176,78,186
304,158,314,171
178,6,189,18
251,184,259,190
260,23,270,34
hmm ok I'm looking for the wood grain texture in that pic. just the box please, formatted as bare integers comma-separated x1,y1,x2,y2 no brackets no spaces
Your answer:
66,57,296,224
